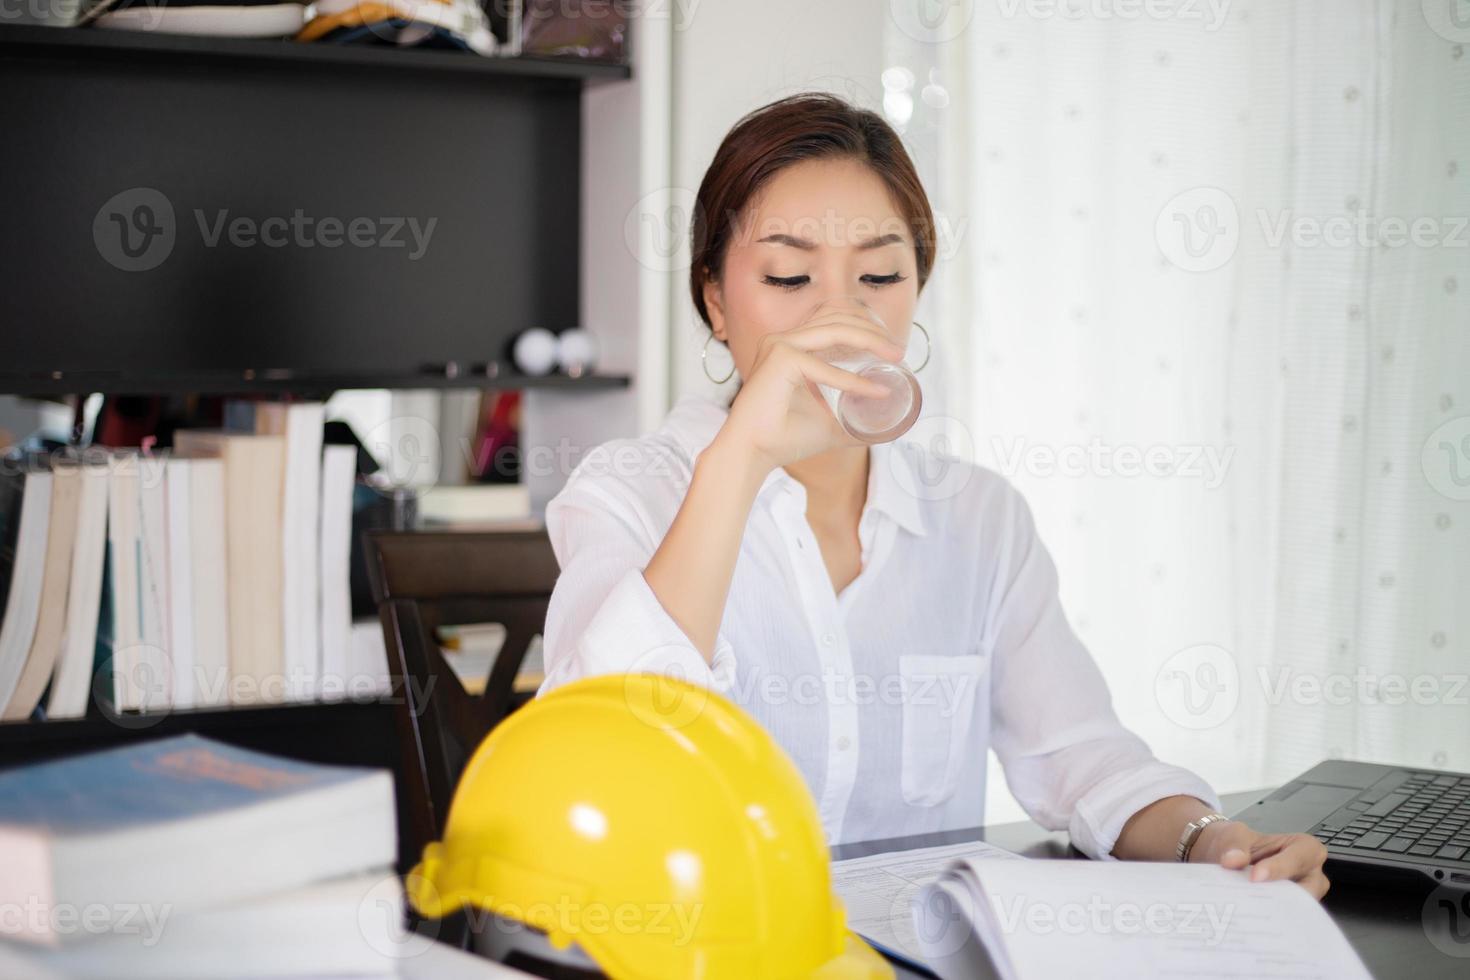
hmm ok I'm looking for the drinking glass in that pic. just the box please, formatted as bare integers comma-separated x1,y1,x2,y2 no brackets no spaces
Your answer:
810,297,923,444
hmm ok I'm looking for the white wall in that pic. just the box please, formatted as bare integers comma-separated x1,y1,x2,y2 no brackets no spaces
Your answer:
668,0,888,402
521,8,673,510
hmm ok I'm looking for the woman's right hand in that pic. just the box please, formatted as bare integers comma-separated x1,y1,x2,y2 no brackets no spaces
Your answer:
716,301,907,472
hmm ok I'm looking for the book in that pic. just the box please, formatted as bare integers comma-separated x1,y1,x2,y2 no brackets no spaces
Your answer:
0,869,403,978
833,839,1021,972
349,618,393,699
0,923,529,979
845,845,1371,979
0,734,396,947
174,431,286,705
318,444,356,698
137,455,171,710
164,459,197,710
0,468,24,612
0,469,53,715
101,454,139,711
2,463,81,722
415,483,532,526
101,453,169,712
187,458,231,708
46,462,110,720
255,402,325,701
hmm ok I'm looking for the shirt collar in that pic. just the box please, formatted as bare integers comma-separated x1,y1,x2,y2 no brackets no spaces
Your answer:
866,440,928,537
666,394,928,538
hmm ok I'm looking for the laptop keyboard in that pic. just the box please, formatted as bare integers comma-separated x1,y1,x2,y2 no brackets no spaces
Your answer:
1311,771,1470,861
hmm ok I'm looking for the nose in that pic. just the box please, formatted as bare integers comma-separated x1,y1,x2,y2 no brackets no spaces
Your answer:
806,293,888,330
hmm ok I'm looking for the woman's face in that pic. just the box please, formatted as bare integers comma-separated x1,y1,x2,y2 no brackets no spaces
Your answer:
703,156,921,381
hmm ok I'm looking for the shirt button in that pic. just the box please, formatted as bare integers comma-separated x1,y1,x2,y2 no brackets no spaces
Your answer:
821,632,836,646
835,736,852,751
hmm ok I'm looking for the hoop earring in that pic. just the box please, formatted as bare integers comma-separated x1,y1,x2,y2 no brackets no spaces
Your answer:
702,333,736,385
909,321,932,373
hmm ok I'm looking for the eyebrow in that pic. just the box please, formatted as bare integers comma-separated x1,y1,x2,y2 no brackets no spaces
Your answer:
755,232,908,251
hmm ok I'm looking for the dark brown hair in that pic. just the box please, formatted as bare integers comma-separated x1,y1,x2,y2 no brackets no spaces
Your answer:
689,92,937,328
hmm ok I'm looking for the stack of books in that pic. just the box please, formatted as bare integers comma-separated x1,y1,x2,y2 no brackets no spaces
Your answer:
0,401,360,719
0,735,403,978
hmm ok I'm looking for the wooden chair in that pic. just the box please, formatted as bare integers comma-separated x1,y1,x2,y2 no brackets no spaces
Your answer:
364,528,559,870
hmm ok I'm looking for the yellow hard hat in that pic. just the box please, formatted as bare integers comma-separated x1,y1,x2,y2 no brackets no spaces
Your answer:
407,672,893,979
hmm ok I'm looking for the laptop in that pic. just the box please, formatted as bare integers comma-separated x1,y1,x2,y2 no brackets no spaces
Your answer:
1232,760,1470,887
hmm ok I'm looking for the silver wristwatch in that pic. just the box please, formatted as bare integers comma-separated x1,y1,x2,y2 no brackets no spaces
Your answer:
1176,812,1230,862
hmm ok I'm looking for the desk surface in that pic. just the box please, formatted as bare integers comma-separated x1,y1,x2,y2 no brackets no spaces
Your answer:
833,789,1463,980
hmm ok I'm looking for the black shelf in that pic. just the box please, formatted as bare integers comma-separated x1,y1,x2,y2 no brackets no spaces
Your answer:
0,370,632,397
0,697,392,748
3,23,622,394
0,23,631,85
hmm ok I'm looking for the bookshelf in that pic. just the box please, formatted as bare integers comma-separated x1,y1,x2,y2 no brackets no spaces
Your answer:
0,369,631,398
0,17,634,838
0,23,631,85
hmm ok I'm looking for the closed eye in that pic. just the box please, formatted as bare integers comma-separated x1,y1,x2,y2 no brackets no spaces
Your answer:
862,273,907,287
763,273,907,290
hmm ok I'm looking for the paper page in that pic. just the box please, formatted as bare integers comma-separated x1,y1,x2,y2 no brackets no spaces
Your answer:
921,859,1370,980
832,840,1022,962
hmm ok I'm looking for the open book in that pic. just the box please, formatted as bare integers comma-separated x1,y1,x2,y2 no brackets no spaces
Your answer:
833,842,1370,980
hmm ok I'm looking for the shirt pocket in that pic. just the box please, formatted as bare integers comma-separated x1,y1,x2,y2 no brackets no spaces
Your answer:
898,653,988,807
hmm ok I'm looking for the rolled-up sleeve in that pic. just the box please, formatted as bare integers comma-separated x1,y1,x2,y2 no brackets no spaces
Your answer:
984,481,1220,859
537,457,737,696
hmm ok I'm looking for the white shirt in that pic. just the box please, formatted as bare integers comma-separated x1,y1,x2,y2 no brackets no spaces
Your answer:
538,394,1220,854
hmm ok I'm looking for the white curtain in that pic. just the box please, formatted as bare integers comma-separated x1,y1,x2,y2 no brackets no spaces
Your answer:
884,0,1470,822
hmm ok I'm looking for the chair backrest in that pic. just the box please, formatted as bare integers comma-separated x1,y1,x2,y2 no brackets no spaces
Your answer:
364,528,559,863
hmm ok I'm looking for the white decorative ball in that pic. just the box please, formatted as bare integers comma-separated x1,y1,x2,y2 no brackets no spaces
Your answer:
556,328,600,378
512,328,559,376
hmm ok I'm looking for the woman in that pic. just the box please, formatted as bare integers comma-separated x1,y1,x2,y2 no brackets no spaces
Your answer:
539,93,1328,897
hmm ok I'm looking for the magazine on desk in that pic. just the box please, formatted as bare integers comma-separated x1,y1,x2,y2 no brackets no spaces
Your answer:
831,841,1370,980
